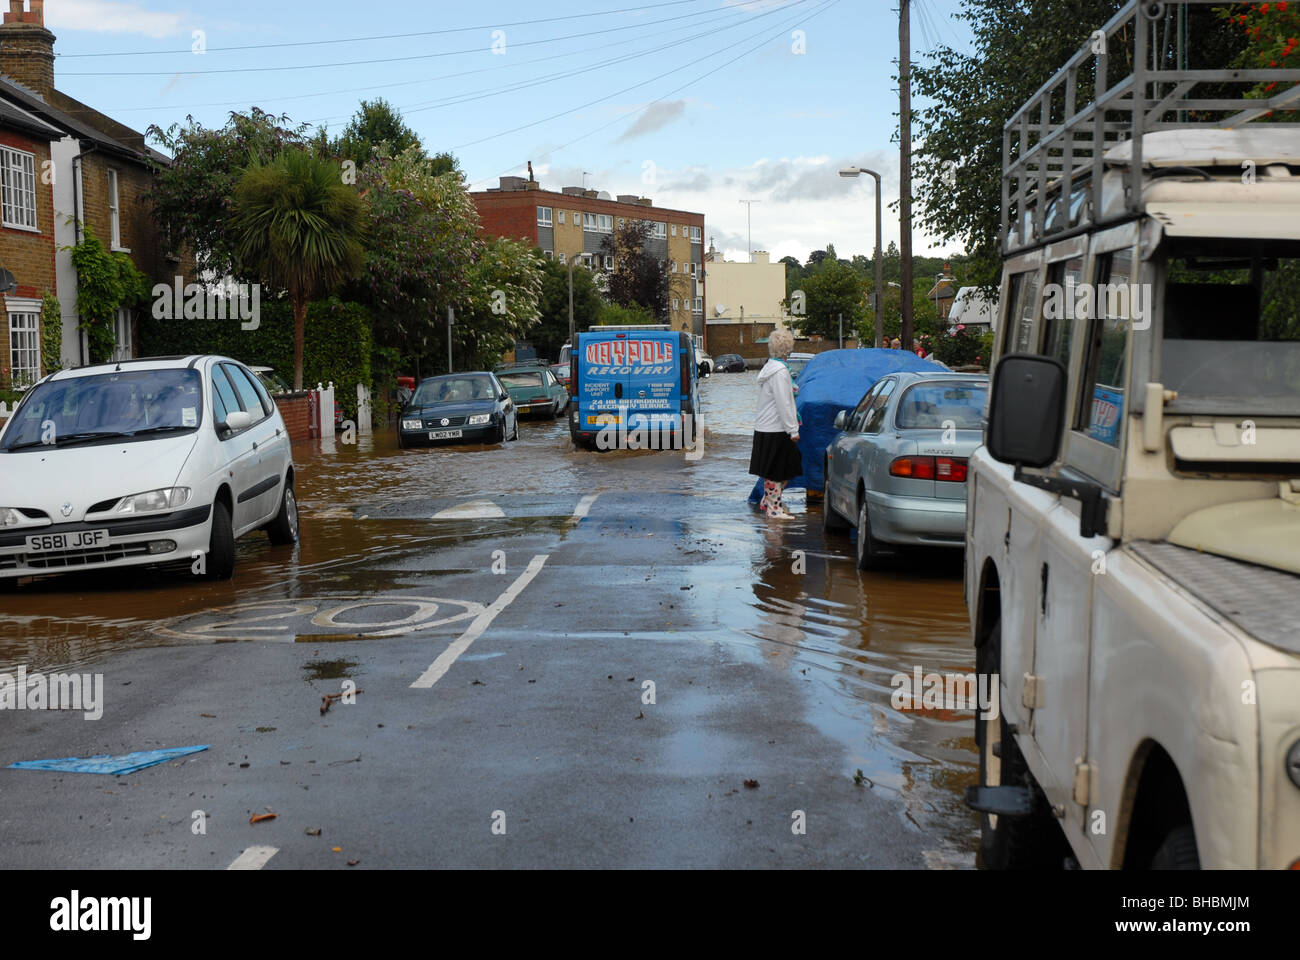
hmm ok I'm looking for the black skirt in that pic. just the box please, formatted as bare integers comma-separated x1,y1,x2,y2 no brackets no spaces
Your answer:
749,430,803,483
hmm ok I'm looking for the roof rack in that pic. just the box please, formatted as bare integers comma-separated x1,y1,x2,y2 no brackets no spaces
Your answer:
1002,0,1300,254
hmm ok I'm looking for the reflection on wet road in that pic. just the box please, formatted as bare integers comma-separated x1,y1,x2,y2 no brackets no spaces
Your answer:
0,370,978,867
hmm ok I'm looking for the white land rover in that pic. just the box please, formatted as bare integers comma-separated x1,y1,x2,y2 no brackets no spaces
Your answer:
0,355,297,587
965,0,1300,869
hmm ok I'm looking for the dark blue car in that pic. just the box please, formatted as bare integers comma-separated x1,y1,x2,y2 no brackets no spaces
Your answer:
399,373,518,448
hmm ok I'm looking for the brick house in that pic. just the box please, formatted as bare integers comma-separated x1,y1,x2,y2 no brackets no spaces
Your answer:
472,175,706,337
0,0,175,386
0,81,59,391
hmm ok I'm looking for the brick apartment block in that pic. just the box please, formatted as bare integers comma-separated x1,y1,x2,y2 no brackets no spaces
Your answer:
471,174,706,338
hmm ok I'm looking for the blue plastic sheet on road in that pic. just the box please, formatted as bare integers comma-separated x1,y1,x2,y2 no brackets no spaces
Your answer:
8,745,209,775
747,349,944,501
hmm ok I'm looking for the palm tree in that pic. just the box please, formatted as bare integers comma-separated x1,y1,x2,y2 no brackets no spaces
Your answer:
232,149,365,390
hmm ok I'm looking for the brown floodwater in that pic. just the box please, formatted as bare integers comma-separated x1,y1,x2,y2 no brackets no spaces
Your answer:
0,369,978,864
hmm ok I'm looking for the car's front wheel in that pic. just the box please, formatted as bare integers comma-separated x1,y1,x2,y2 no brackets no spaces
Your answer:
266,478,299,546
207,499,236,581
823,460,849,534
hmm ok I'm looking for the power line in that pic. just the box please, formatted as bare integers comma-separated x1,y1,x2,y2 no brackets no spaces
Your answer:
466,0,838,187
61,3,728,76
103,4,748,113
307,2,772,128
451,0,816,152
57,0,710,58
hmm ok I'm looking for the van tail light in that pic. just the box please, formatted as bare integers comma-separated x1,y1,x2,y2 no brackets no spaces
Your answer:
889,456,968,482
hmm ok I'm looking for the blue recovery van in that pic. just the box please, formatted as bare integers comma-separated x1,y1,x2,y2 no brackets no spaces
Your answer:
568,327,700,451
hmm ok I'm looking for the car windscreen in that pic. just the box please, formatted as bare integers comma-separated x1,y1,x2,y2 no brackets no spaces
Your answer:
1,368,203,451
412,376,496,405
498,372,544,390
895,381,987,430
1161,239,1300,416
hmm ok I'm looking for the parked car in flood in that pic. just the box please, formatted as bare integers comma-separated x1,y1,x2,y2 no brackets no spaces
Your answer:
822,371,989,569
399,372,518,447
714,354,746,373
0,356,298,588
495,361,569,419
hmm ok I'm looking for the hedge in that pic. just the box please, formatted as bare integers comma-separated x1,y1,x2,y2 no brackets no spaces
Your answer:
139,295,372,407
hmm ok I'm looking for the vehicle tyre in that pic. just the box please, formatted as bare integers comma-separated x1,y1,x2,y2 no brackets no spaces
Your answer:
550,400,559,420
266,478,299,546
976,620,1069,869
511,417,519,441
855,497,889,570
206,499,236,581
492,421,505,444
398,434,408,450
1149,825,1199,870
823,460,849,534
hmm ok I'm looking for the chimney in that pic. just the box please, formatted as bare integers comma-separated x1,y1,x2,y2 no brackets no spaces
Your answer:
0,1,55,98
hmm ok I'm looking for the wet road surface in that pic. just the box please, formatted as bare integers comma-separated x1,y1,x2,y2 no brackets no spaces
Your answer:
0,371,979,868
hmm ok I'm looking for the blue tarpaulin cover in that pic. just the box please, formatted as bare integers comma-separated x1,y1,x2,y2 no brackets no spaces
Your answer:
8,745,209,775
748,349,944,500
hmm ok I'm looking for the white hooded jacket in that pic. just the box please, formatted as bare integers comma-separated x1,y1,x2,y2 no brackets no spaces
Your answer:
754,359,799,438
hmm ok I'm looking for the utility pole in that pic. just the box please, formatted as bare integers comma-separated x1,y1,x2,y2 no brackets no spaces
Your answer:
898,0,914,351
568,258,575,347
447,306,454,373
738,199,760,262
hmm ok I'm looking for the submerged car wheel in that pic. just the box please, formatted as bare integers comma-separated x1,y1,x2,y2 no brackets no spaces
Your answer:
1149,825,1200,870
855,498,888,570
207,499,236,581
822,460,849,534
511,417,519,441
266,479,299,546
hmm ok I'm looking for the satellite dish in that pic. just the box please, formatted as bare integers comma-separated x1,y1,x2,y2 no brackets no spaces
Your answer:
715,303,726,316
597,191,612,200
0,268,14,294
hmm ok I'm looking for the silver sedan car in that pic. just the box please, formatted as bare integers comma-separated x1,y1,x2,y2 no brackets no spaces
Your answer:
822,371,989,569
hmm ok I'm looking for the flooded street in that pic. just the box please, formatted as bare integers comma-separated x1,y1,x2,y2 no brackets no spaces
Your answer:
0,371,978,868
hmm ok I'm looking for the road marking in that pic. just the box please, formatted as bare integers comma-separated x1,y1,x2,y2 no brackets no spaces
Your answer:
227,845,278,870
432,499,505,519
410,554,549,689
572,494,599,521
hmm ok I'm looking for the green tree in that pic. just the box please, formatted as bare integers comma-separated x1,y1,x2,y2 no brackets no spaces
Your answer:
452,237,545,373
68,225,151,365
793,259,867,339
535,256,602,359
231,149,366,390
147,108,314,282
599,219,669,319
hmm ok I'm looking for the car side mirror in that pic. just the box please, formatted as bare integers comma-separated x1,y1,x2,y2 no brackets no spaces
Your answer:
986,354,1066,467
834,410,848,431
221,410,252,433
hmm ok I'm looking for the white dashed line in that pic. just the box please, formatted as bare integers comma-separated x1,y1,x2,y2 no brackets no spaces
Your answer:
432,500,506,520
227,845,278,870
410,554,549,689
572,494,599,521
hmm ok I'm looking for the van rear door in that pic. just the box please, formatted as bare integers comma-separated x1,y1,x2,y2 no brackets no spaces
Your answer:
622,332,681,437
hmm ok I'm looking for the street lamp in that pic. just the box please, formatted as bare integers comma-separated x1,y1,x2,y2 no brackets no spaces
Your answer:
839,166,884,349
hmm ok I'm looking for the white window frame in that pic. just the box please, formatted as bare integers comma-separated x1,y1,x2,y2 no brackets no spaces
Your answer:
598,214,612,233
652,222,667,239
688,262,697,277
672,298,680,311
603,255,613,269
108,168,128,250
6,300,41,390
670,224,677,237
557,210,565,225
544,249,554,260
618,217,624,228
690,226,701,243
583,212,598,231
671,260,677,273
112,307,133,362
558,252,566,264
537,205,553,227
694,297,703,313
1,146,38,231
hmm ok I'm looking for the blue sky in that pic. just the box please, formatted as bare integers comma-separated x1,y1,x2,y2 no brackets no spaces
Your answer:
47,0,973,262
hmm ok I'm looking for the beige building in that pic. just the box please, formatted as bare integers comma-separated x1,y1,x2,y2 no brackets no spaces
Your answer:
702,245,788,348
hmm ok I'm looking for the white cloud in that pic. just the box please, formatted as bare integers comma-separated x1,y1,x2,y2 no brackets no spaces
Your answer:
46,0,188,38
616,100,687,142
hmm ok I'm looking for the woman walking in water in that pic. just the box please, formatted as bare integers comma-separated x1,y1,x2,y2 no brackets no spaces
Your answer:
749,328,801,519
